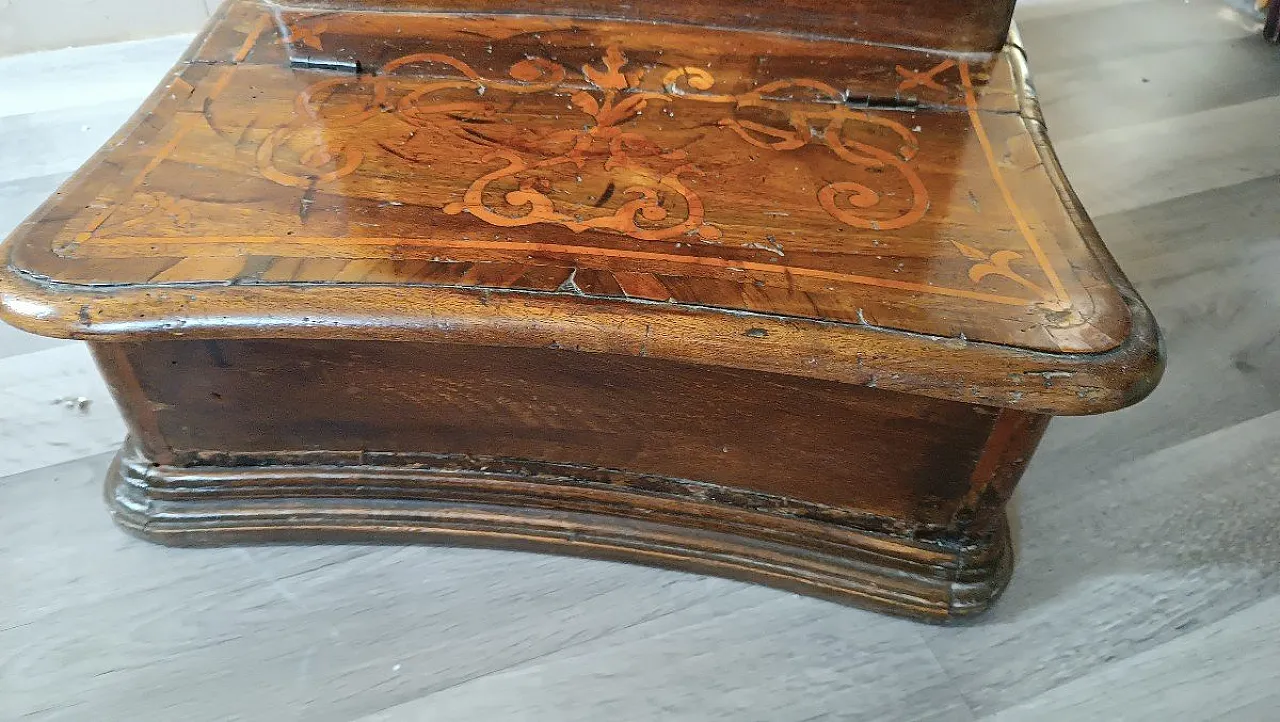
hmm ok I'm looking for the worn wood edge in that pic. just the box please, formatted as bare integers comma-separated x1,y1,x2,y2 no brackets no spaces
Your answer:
164,445,951,542
1022,105,1164,363
1004,25,1041,125
0,17,1163,415
1008,22,1161,364
1004,31,1166,407
953,409,1051,533
0,264,1162,415
88,343,177,464
104,439,1013,622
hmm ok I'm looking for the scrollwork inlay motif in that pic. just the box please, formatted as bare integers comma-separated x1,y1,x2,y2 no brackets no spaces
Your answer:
257,45,933,241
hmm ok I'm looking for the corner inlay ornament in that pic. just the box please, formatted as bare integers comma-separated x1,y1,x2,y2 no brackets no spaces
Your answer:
36,4,1135,351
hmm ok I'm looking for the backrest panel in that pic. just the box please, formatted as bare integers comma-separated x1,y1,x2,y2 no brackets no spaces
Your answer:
273,0,1016,53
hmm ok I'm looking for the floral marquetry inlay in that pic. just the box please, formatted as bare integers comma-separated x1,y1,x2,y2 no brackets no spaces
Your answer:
6,0,1137,356
257,44,934,243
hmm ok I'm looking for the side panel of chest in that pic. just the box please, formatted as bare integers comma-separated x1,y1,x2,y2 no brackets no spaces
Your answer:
95,338,1003,527
91,339,1049,619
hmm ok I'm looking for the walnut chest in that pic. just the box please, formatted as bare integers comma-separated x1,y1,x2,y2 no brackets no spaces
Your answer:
0,0,1162,621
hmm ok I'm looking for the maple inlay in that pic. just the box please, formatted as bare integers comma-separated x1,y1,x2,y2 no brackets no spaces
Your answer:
0,0,1164,623
3,0,1132,353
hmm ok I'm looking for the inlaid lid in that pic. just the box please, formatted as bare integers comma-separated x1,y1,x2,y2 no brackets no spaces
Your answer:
0,0,1161,414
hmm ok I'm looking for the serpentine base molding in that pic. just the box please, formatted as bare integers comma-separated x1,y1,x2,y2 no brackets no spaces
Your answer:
106,440,1013,622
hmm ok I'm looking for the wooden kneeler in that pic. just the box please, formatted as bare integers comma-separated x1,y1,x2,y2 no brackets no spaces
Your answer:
0,0,1162,621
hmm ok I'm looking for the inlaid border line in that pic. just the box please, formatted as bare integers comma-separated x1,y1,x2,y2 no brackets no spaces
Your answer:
959,61,1070,304
71,12,1047,311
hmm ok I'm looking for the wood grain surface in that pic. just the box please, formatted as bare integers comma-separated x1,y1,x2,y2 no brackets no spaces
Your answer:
0,0,1162,416
2,6,1125,351
87,329,1039,620
100,338,999,524
0,0,1155,625
282,0,1016,53
4,0,1275,719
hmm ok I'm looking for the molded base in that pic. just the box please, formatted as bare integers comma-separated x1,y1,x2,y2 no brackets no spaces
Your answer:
105,440,1013,622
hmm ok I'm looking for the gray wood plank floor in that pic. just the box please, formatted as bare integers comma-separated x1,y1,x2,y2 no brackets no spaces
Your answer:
3,2,1278,719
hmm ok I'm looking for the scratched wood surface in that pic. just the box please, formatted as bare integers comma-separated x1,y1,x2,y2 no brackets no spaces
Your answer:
0,0,1141,360
2,0,1279,719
